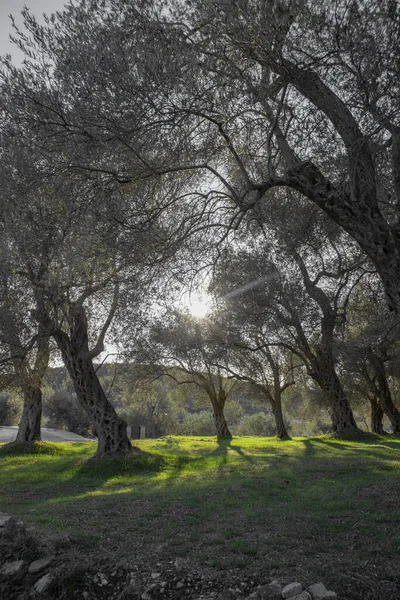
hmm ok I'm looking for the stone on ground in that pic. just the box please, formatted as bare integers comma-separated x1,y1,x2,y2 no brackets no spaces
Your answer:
256,579,282,598
307,582,337,600
282,582,303,598
28,555,54,573
0,559,25,575
33,573,52,594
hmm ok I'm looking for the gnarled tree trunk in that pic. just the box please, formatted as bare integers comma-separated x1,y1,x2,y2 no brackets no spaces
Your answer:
213,408,232,438
14,321,50,443
262,386,291,440
311,349,359,436
15,385,42,442
209,386,232,438
54,303,132,458
369,395,385,435
271,400,290,440
369,354,400,434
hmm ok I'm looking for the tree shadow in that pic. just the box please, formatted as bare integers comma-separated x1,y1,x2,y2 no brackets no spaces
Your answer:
213,436,252,461
299,439,319,457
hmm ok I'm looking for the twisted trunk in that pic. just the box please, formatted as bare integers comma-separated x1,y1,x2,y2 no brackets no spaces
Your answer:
209,386,232,438
54,303,132,458
15,322,50,443
362,348,400,433
213,408,232,438
369,395,385,435
369,354,400,434
271,400,290,440
15,385,42,442
311,349,359,436
262,386,291,440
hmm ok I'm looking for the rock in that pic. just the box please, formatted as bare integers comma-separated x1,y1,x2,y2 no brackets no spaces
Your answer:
0,559,25,575
257,580,282,599
290,593,311,600
174,558,186,570
282,583,303,599
141,592,153,600
176,581,185,589
33,573,52,594
151,572,161,579
28,555,55,573
0,512,12,527
307,583,337,600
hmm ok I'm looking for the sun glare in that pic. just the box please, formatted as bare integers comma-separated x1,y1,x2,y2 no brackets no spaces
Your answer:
187,295,211,318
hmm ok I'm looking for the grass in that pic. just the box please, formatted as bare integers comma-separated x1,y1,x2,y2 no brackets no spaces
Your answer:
1,435,400,599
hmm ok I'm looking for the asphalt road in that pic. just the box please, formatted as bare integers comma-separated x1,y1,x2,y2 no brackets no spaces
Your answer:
0,426,91,443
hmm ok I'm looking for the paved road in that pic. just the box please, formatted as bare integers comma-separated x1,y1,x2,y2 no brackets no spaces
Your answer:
0,426,91,443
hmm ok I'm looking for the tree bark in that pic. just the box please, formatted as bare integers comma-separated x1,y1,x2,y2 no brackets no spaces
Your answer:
14,321,50,444
210,386,232,438
369,395,385,435
204,376,232,438
311,349,359,436
213,408,232,438
54,303,133,458
271,399,290,440
286,256,359,437
15,385,42,442
262,386,291,440
369,354,400,434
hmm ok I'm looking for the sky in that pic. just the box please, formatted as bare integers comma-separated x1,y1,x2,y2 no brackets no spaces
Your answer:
0,0,68,61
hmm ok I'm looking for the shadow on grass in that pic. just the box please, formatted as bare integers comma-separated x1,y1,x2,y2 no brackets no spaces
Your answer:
76,451,200,481
299,439,319,457
0,441,70,456
214,437,249,458
312,433,400,450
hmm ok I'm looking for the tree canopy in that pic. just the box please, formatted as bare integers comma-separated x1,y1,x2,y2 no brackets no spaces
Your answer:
1,0,400,454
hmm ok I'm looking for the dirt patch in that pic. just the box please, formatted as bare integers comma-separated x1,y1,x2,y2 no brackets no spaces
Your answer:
1,516,400,600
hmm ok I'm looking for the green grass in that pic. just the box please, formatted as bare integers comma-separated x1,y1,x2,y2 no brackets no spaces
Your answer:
1,435,400,599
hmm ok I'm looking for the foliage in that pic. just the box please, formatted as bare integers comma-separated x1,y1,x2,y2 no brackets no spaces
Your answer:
0,391,23,425
43,389,92,437
1,0,400,450
236,412,276,437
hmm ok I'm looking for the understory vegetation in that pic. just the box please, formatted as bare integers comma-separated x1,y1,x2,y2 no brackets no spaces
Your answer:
1,362,397,439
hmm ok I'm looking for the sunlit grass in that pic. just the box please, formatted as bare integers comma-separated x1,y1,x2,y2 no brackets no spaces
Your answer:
1,433,400,596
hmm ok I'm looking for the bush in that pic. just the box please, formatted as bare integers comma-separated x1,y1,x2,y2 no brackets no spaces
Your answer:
177,410,215,436
237,412,276,437
43,390,92,436
0,392,22,425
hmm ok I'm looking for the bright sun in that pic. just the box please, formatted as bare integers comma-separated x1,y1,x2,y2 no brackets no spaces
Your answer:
187,295,211,318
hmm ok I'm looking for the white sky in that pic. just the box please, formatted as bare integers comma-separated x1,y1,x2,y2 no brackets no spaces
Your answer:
0,0,68,61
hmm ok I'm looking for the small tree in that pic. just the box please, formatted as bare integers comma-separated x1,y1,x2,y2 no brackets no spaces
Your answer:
146,312,236,438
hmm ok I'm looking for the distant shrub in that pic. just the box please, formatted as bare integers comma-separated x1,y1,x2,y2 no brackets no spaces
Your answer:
0,392,23,425
177,410,215,436
43,390,92,436
236,412,276,437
